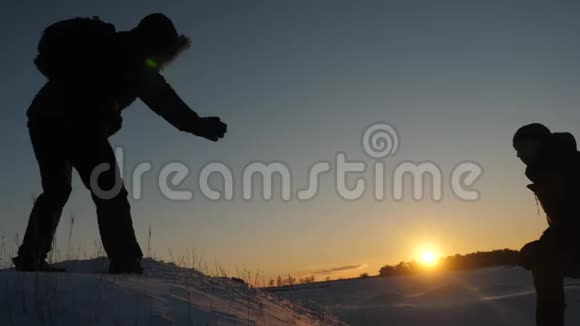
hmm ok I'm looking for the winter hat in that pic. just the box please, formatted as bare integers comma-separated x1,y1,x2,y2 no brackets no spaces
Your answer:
513,123,551,147
136,13,180,54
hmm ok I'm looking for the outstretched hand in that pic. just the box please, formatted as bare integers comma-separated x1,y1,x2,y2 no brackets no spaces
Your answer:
192,117,227,142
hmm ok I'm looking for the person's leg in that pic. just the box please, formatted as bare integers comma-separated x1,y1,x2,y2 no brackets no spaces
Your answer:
16,121,72,266
533,264,565,326
522,240,566,326
70,134,143,266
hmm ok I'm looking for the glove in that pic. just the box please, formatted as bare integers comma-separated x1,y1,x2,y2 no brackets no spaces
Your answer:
191,116,227,142
519,240,540,270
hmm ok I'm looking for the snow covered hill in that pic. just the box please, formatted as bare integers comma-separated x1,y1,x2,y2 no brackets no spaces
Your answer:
0,258,344,326
271,266,580,325
6,260,580,325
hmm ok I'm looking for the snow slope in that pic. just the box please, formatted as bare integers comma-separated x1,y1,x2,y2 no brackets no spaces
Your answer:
271,266,580,325
0,258,344,326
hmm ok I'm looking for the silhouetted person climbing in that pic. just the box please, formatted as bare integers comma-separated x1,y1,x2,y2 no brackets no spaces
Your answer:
13,14,227,273
514,123,580,326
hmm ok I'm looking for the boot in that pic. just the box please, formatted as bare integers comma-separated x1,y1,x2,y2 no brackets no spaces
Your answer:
109,258,143,274
12,256,66,272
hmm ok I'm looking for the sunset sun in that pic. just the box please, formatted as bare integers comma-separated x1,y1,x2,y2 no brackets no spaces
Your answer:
421,251,438,266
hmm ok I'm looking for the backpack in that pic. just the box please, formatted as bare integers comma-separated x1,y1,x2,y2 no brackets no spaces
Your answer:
34,17,116,81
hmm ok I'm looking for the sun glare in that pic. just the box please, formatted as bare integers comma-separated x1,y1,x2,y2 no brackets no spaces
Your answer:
421,251,437,266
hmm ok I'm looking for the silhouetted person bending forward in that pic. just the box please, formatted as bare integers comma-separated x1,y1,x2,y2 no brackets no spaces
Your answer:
514,123,580,326
13,14,227,273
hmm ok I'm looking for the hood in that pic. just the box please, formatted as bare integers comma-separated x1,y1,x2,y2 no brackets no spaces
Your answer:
526,132,577,179
545,132,577,155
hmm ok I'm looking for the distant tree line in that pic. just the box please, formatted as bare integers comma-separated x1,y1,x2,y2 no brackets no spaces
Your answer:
378,249,519,278
267,275,318,287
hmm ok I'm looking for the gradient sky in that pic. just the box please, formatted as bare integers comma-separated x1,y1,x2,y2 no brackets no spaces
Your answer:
2,0,580,280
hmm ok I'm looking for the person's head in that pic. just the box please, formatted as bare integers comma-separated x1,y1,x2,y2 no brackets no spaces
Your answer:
513,123,551,165
132,13,191,69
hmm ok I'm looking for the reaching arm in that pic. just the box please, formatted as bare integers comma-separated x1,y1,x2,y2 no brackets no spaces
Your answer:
137,69,199,132
137,69,227,141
